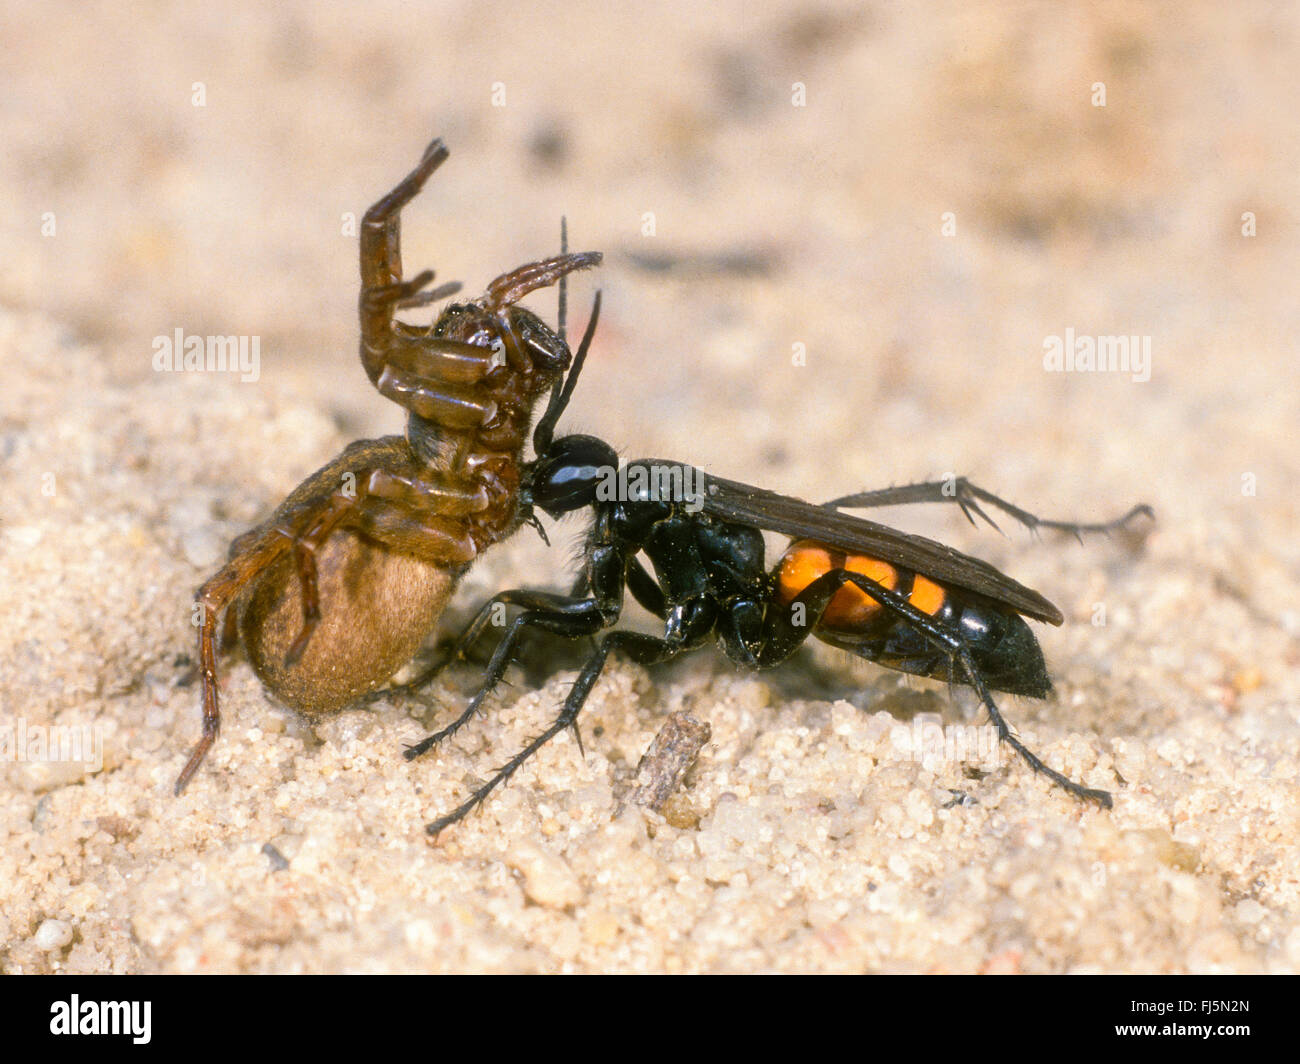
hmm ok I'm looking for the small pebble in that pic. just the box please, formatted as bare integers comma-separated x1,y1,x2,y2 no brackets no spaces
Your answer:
34,918,73,951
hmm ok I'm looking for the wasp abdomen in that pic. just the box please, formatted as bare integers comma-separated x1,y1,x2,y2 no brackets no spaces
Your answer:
775,540,949,630
775,539,1050,698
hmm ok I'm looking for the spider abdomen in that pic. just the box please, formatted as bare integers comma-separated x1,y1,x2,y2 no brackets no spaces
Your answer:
239,532,465,717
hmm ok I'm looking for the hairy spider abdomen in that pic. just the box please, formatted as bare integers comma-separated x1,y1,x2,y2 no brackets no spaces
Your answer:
226,435,472,716
241,534,465,717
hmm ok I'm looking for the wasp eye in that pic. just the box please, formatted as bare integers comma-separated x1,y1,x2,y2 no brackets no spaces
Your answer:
530,434,618,516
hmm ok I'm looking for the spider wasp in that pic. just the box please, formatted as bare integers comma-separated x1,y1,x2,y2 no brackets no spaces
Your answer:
404,322,1153,835
174,138,601,794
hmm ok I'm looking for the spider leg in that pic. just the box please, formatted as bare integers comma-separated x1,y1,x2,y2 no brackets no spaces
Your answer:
357,141,602,431
174,440,494,794
483,252,602,312
358,586,590,709
360,137,447,293
271,459,493,666
175,531,293,795
355,141,503,411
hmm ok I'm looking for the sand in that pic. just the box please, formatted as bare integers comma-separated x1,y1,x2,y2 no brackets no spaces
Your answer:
2,1,1298,973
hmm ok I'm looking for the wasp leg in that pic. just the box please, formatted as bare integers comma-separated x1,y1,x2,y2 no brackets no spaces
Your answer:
362,578,608,708
744,570,860,666
354,569,537,713
426,631,681,837
399,550,662,719
627,559,668,618
403,591,609,761
356,641,459,709
824,479,1152,541
385,487,636,707
775,568,1113,807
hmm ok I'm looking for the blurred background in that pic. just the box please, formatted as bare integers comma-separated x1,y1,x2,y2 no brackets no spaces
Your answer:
3,0,1293,499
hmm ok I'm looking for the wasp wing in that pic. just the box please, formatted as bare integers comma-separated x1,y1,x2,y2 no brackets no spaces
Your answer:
696,471,1064,625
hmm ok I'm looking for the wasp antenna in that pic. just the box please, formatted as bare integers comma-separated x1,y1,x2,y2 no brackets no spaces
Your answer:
551,291,602,425
535,217,572,457
558,217,569,342
533,289,601,455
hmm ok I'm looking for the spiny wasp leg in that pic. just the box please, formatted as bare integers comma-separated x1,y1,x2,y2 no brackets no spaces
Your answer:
425,629,684,837
403,590,607,763
825,478,1153,541
811,567,1112,807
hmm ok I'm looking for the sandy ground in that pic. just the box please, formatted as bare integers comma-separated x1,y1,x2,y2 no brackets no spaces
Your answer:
2,1,1298,973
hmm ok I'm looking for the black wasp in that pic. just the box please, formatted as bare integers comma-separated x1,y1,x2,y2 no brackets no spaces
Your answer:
398,288,1152,836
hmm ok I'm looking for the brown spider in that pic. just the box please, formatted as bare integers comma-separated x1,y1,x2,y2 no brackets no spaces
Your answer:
174,137,601,794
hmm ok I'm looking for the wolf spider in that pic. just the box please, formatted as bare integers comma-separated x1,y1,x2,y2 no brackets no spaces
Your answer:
174,137,601,794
